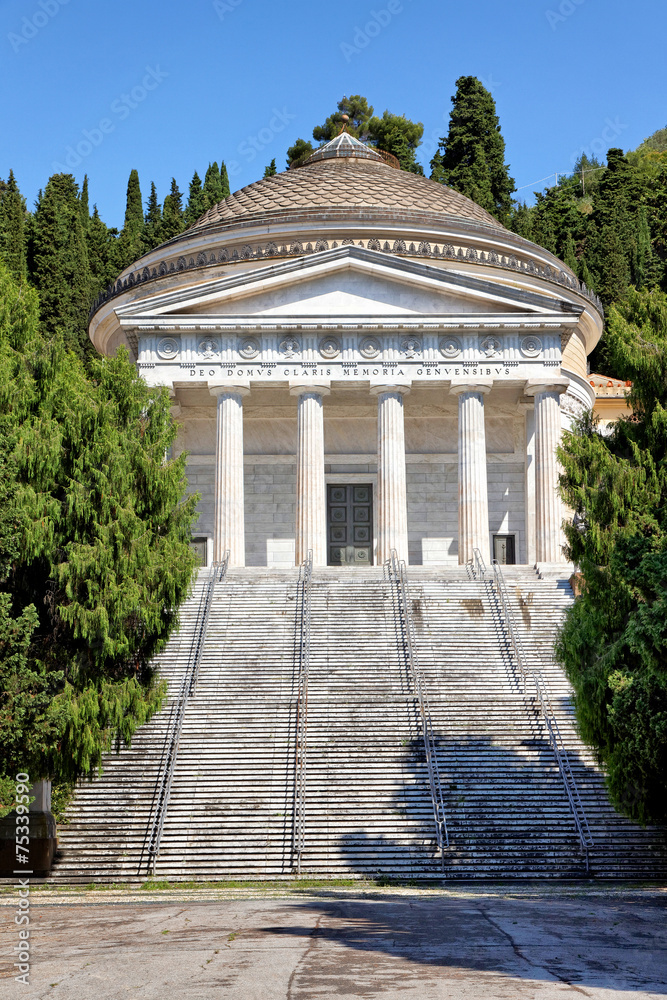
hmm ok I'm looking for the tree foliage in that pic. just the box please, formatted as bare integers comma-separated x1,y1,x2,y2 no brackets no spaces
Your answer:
0,261,199,793
0,170,28,281
287,95,424,173
557,287,667,824
430,76,515,224
29,173,94,359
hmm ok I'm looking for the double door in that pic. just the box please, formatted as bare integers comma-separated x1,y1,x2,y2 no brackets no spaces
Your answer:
327,484,373,565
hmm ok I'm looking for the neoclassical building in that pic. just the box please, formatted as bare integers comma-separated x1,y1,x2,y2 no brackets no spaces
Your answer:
89,133,603,569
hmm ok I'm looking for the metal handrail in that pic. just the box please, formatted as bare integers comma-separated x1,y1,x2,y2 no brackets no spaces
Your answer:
384,549,449,865
141,553,229,876
291,550,313,875
470,548,593,867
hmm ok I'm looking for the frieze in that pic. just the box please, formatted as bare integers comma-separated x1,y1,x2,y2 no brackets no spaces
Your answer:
90,234,604,320
146,359,560,383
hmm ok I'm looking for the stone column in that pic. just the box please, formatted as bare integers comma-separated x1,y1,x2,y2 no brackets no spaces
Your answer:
209,380,250,567
450,379,493,566
519,401,536,566
371,382,411,564
524,378,570,564
289,381,330,566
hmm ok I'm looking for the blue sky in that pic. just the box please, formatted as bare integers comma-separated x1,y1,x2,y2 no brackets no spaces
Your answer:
2,0,665,228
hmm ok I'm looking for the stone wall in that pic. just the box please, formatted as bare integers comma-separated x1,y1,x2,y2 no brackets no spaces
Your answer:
184,415,527,567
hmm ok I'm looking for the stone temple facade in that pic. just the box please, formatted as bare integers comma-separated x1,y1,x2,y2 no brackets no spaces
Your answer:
89,132,604,571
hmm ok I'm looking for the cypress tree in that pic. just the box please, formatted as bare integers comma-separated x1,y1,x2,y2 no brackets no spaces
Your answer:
0,260,199,789
160,178,185,242
123,169,143,236
30,173,94,358
79,174,90,229
563,231,579,275
430,76,515,224
263,159,277,178
185,171,206,226
0,170,28,282
586,149,641,305
219,160,230,199
203,162,224,207
87,206,119,293
557,287,667,824
143,181,163,253
117,169,144,269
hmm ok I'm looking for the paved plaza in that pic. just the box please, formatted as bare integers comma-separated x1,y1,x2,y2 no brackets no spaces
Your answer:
1,883,666,999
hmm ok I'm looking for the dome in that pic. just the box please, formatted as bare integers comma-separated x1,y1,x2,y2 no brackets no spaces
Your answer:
187,133,504,235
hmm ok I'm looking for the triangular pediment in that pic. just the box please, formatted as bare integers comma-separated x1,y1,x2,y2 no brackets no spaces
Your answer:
115,245,577,324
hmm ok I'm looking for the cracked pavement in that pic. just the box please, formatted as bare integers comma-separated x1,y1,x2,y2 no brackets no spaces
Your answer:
1,884,666,998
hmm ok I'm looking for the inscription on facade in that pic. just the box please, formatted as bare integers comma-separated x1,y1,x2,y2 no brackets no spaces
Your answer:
159,360,559,381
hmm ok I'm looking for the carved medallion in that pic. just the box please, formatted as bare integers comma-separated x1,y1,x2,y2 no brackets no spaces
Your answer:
359,336,381,359
156,337,179,360
198,337,219,359
520,335,543,358
401,336,421,358
439,336,462,359
480,336,502,358
279,335,300,358
238,337,260,359
319,336,340,359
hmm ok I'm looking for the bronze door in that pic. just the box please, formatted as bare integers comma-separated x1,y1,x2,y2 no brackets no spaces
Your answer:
327,484,373,565
493,534,516,565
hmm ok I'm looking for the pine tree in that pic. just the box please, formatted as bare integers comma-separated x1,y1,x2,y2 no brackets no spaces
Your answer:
263,159,277,178
557,286,667,824
202,162,224,208
160,178,185,242
219,160,230,199
286,138,314,168
367,111,424,174
0,170,28,281
0,260,199,789
30,173,94,358
142,182,163,253
185,171,206,226
312,95,374,142
430,76,515,224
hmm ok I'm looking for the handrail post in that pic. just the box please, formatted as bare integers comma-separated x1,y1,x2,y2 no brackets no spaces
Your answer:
142,552,229,876
385,548,449,867
292,549,313,875
489,558,593,863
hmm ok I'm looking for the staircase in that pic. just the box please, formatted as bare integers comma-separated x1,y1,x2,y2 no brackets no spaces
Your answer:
49,564,667,882
498,567,667,878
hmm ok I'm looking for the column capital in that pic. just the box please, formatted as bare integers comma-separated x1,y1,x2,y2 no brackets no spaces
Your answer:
209,379,251,398
523,376,570,397
289,379,331,397
449,377,493,397
369,381,411,397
